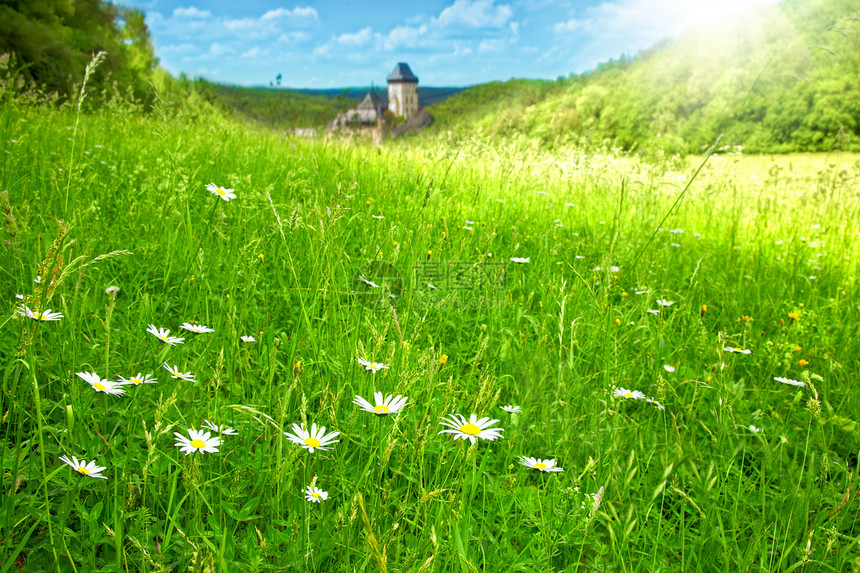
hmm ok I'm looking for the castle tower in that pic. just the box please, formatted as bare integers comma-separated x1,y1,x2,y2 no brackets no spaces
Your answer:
386,63,419,119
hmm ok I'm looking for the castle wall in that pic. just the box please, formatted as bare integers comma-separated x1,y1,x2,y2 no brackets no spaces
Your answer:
388,82,419,118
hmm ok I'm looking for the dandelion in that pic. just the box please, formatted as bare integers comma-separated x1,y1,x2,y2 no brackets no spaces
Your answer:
664,365,675,373
775,376,805,387
305,485,328,503
202,420,238,435
19,306,63,322
146,325,184,345
357,357,389,372
614,388,646,400
162,363,195,382
655,299,675,307
77,372,126,396
353,392,409,415
58,455,107,479
206,183,236,201
519,457,563,473
241,335,256,342
284,423,340,453
118,373,156,386
500,405,521,413
510,257,530,263
438,414,504,444
180,322,214,333
724,347,752,354
439,354,448,365
174,429,221,455
788,311,799,321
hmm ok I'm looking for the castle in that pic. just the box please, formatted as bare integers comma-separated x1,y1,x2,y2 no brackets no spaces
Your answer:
386,62,419,119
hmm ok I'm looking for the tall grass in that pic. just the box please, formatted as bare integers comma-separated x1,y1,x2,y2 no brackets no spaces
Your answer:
1,91,859,572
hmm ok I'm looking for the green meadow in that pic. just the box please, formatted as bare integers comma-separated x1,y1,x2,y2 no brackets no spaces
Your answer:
2,88,860,573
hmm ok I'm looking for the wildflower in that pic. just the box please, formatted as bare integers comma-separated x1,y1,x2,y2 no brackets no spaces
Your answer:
174,429,221,455
77,372,126,396
206,183,236,201
118,373,156,386
499,405,521,413
58,455,107,479
357,357,389,372
647,309,660,315
371,214,385,219
34,275,41,284
353,392,409,415
428,283,438,290
655,299,674,307
621,292,628,297
180,323,214,333
788,311,799,321
463,226,474,231
774,376,805,387
202,420,238,435
799,358,809,367
740,315,751,322
614,318,621,326
15,294,23,300
146,325,184,345
258,253,264,262
284,423,340,453
105,286,119,295
646,398,666,411
701,304,707,315
614,388,646,400
358,275,379,288
241,335,256,342
724,347,752,354
749,425,761,433
510,257,530,263
519,457,563,473
19,306,63,322
438,414,504,444
304,485,328,503
664,365,675,373
162,363,195,382
669,228,684,234
440,354,448,365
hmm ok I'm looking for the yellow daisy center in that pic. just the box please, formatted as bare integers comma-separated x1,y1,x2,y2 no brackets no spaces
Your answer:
534,462,547,470
76,466,90,475
93,382,106,392
460,423,481,436
374,405,389,414
312,492,321,499
623,391,633,398
304,437,321,448
131,378,142,385
189,439,206,449
216,188,226,196
369,364,380,370
34,313,46,320
161,335,169,341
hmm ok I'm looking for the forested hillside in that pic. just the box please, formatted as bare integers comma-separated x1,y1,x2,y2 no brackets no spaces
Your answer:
427,0,860,153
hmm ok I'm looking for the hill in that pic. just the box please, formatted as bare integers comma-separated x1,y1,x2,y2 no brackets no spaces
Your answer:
425,0,860,154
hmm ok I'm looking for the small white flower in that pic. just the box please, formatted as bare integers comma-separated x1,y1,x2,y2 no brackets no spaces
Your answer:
118,373,156,386
724,347,752,354
206,183,236,201
614,388,646,400
500,405,521,413
353,392,409,415
174,429,221,455
519,456,563,473
15,294,23,300
646,398,666,411
77,372,126,396
304,485,329,503
610,266,620,272
655,299,675,307
428,283,437,290
105,286,120,295
510,257,530,263
180,322,214,333
241,335,256,342
34,275,41,284
669,229,684,234
371,214,385,219
749,425,761,433
463,226,474,231
774,376,805,387
358,275,379,288
146,325,184,345
438,414,504,444
647,309,660,315
664,365,675,373
162,363,195,382
356,358,389,372
284,423,340,453
202,420,238,435
58,455,107,479
19,306,63,322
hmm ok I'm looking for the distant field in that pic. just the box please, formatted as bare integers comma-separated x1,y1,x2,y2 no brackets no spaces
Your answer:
1,99,858,572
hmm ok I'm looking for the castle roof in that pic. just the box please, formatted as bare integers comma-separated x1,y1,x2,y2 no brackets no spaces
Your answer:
386,63,418,83
358,90,385,111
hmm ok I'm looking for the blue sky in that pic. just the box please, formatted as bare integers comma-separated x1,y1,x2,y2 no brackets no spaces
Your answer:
120,0,780,88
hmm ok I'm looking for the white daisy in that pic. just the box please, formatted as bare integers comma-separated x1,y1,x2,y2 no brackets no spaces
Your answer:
655,299,675,307
647,309,660,315
146,324,184,345
646,398,666,411
105,286,120,295
162,363,195,382
174,429,221,455
19,306,63,321
284,423,340,453
34,275,41,284
510,257,530,263
353,392,409,415
749,425,762,433
77,372,126,396
724,347,752,354
118,373,156,386
500,405,521,413
304,485,329,503
371,214,385,219
614,388,646,400
206,183,236,201
180,322,214,333
356,358,389,372
438,414,504,444
664,365,675,373
58,455,107,479
241,335,256,342
202,420,238,435
519,456,563,473
774,376,805,387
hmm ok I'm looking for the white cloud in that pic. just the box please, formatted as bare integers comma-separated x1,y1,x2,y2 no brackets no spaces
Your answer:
261,7,319,23
242,46,263,58
209,43,235,56
173,6,211,19
436,0,513,28
337,26,373,47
